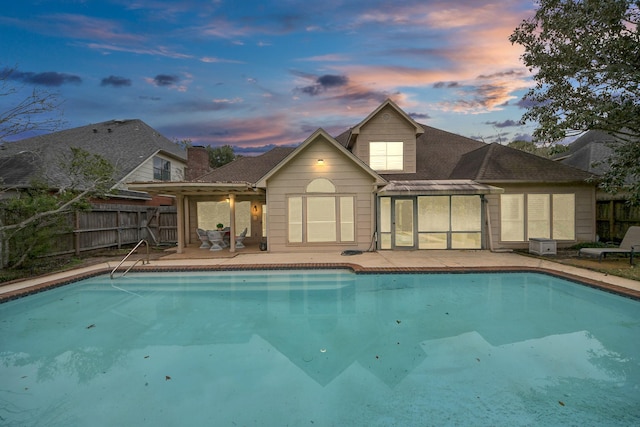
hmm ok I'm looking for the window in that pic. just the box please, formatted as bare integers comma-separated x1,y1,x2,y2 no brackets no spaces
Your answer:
370,142,403,170
196,201,252,235
153,157,171,181
552,194,575,240
414,195,482,249
287,179,355,244
501,194,524,241
500,193,575,241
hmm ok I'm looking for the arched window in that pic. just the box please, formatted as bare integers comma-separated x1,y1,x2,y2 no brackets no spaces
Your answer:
287,178,354,244
306,178,335,193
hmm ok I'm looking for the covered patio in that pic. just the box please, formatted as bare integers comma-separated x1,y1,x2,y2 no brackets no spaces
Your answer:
128,181,266,254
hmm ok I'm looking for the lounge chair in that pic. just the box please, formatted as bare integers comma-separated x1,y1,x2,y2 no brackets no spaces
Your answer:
235,228,248,249
206,230,224,251
578,226,640,265
196,228,210,249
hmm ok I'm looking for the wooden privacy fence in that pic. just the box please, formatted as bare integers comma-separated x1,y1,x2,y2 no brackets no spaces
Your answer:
596,200,640,242
47,203,177,256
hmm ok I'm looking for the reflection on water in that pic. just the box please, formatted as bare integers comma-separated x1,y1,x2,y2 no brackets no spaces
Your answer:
1,271,639,426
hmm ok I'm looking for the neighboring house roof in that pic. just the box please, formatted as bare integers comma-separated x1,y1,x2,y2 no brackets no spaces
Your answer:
0,119,186,190
450,143,594,183
195,146,295,184
554,130,622,175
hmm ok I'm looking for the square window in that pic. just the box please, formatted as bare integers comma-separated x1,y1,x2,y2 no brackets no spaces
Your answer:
370,142,403,171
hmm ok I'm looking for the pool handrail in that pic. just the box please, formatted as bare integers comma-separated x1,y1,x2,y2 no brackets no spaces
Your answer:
110,239,150,279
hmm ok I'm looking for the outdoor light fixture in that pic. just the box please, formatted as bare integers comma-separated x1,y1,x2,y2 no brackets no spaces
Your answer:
317,159,324,165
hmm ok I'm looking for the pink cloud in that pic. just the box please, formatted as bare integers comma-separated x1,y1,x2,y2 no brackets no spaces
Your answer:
44,13,144,43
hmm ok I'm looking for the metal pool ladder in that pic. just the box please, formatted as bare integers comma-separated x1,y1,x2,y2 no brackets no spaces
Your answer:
110,239,150,279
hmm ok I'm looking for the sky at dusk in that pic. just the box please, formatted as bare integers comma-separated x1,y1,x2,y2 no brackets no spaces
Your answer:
1,0,539,155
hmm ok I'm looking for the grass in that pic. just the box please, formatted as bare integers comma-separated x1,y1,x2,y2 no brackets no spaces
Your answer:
518,244,640,282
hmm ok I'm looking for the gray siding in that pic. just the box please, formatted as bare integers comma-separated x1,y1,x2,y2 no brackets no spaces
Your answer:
266,135,377,252
352,105,417,174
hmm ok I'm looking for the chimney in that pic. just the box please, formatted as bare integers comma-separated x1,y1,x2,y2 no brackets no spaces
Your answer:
186,146,211,180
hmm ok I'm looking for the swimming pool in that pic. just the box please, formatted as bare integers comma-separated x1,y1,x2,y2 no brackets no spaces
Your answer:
1,270,639,426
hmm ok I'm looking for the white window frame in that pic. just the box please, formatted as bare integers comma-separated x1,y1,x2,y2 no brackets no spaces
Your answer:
500,193,575,242
370,141,403,171
287,195,355,244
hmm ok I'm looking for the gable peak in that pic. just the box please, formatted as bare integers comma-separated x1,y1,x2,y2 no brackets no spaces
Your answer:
351,99,424,136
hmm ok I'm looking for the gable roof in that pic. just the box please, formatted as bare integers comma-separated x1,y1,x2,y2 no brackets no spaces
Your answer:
256,128,386,188
345,98,424,149
450,143,594,183
0,119,186,190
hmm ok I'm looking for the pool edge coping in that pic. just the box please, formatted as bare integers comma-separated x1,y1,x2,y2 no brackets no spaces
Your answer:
2,263,639,302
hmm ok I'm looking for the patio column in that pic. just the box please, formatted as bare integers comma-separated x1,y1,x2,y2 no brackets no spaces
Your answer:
183,195,191,246
229,193,236,253
176,194,185,254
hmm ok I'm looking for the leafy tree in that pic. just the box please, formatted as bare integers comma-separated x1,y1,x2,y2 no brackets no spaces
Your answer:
207,144,236,168
510,0,640,203
174,138,192,150
507,140,569,157
0,65,65,142
1,148,115,269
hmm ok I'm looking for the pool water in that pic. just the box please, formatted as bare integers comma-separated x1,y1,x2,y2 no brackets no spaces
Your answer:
1,270,639,426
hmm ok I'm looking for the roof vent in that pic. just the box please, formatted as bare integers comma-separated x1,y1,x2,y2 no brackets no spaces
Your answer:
107,128,112,133
93,128,98,133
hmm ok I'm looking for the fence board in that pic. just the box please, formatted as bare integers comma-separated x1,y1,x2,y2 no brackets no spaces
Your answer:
596,200,640,242
1,204,177,264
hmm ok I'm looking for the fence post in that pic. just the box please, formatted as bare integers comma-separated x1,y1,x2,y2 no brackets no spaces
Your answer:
74,210,81,256
116,208,122,249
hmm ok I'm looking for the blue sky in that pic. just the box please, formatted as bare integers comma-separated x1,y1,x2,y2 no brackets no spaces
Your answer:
1,0,538,155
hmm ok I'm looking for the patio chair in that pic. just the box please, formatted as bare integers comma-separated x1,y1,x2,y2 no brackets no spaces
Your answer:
206,230,224,251
235,228,248,249
578,226,640,265
222,227,231,247
196,228,210,249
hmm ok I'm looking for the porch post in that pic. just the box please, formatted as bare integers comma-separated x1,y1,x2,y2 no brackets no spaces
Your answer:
183,196,190,245
229,193,236,253
176,194,185,254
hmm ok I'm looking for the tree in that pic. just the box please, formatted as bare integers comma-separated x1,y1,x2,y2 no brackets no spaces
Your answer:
507,140,569,157
510,0,640,203
1,148,115,269
0,65,65,142
174,138,192,150
207,145,236,168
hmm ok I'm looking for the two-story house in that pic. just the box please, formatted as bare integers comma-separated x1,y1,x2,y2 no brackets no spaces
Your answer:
0,118,187,205
130,99,596,253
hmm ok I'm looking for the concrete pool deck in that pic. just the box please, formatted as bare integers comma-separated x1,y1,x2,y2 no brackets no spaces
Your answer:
1,249,639,301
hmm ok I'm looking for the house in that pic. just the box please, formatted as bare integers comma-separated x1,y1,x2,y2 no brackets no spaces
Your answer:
0,119,188,258
0,118,187,205
128,99,597,253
